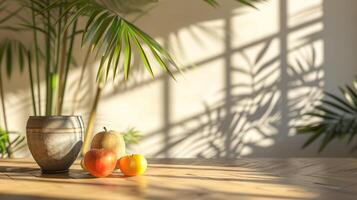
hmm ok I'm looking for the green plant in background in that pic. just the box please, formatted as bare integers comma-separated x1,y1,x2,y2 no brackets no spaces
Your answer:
123,127,142,145
0,128,26,158
0,0,259,157
298,77,357,152
0,128,9,156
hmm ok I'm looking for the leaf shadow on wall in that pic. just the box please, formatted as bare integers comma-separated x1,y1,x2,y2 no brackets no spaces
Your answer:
97,0,331,158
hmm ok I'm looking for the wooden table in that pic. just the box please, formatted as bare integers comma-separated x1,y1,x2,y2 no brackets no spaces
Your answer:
0,158,356,200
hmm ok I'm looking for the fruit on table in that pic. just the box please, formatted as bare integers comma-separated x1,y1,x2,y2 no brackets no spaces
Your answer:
84,149,117,177
118,154,147,176
91,127,126,159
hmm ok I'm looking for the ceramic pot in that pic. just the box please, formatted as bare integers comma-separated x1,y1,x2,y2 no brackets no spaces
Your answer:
26,116,84,174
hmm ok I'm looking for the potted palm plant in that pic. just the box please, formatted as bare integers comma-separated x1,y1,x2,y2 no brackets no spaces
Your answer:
0,0,258,172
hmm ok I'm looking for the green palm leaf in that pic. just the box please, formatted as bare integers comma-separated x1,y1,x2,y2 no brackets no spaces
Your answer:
59,0,175,80
297,77,357,152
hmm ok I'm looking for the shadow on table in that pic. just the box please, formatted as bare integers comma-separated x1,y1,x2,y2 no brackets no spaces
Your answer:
0,160,37,164
146,185,305,200
148,158,245,167
0,193,81,200
0,164,94,179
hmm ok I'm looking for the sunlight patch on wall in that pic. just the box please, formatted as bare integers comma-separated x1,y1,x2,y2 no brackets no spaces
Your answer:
230,0,279,49
287,0,324,137
168,20,225,68
288,0,323,28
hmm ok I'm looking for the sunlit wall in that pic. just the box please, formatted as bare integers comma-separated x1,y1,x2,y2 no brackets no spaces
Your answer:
1,0,357,158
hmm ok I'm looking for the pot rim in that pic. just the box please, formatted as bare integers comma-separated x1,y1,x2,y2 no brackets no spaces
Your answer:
28,115,82,119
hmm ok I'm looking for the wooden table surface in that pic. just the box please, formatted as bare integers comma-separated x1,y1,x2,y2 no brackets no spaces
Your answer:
0,158,357,200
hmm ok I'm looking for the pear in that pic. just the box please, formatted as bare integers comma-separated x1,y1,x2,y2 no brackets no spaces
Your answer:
91,127,126,159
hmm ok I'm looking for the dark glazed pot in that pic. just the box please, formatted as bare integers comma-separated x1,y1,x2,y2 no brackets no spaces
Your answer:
26,116,84,174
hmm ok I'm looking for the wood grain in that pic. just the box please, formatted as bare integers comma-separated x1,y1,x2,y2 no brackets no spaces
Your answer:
0,158,356,200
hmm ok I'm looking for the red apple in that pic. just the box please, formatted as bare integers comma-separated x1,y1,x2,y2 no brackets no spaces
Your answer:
84,149,117,177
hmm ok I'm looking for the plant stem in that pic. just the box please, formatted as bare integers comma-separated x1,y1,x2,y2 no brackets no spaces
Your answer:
27,51,37,116
81,83,104,156
31,0,41,116
58,19,77,115
56,23,68,115
55,7,63,73
45,0,52,115
71,48,91,114
54,6,63,115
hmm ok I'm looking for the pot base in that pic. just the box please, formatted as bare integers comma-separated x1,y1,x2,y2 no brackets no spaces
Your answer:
41,169,69,174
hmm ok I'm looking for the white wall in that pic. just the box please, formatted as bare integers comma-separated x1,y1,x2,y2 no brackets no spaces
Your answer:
1,0,357,158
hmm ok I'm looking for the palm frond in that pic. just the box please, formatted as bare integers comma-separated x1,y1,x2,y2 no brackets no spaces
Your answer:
61,0,177,81
297,77,357,152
